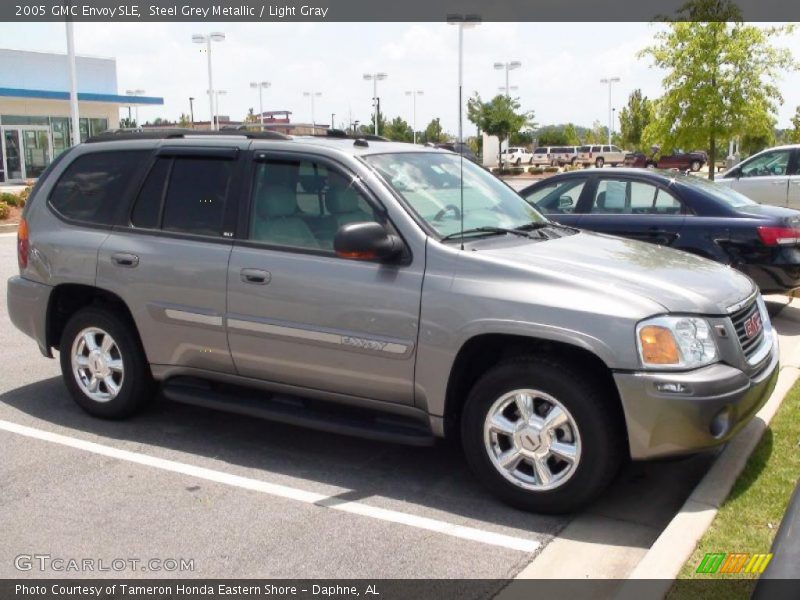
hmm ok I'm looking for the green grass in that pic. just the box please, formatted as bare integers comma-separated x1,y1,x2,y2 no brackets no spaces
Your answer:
667,380,800,600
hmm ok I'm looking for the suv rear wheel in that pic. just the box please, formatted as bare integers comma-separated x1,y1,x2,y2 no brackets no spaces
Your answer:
690,160,701,172
60,306,155,419
595,157,605,168
461,356,624,513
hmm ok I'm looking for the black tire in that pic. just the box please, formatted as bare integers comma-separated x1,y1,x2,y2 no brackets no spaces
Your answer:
461,356,625,513
515,158,522,166
59,306,155,419
571,157,578,166
646,162,656,169
690,160,701,172
595,157,605,168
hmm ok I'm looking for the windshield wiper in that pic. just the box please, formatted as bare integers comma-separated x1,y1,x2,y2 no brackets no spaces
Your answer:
514,221,552,231
440,226,534,242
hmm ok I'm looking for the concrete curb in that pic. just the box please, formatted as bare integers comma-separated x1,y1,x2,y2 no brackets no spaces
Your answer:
619,326,800,597
0,223,19,233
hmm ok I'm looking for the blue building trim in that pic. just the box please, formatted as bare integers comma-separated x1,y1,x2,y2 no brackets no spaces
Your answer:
0,87,163,105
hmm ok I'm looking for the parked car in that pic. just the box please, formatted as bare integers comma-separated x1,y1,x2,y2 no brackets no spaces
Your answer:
530,147,553,166
716,145,800,209
624,148,708,172
519,168,800,293
8,131,778,514
435,142,479,164
501,146,533,166
577,144,626,168
550,146,580,167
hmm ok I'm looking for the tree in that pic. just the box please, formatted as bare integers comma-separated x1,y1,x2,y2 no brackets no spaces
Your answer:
420,118,445,144
177,113,191,128
467,93,534,164
639,0,796,178
359,109,387,136
790,106,800,143
383,116,413,142
536,126,568,146
119,117,136,129
583,121,608,144
563,123,580,146
244,108,258,124
618,89,654,151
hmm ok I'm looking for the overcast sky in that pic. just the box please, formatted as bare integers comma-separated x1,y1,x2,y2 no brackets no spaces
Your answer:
5,21,800,135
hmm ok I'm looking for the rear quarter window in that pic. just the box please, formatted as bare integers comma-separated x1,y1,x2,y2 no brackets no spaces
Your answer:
49,150,148,225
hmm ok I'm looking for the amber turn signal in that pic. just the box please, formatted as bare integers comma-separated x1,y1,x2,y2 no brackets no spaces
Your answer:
638,325,680,365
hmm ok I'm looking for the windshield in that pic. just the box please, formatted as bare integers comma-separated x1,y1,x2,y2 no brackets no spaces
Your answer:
364,152,546,238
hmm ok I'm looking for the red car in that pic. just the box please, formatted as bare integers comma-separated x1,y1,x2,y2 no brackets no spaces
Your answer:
624,148,708,171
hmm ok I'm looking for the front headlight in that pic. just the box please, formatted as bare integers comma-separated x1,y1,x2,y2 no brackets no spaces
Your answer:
636,316,718,369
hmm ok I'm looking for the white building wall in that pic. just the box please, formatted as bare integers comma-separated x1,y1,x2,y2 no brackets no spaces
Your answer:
0,49,117,93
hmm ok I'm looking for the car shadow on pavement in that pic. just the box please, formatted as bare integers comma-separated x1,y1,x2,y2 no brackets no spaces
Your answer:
0,375,721,548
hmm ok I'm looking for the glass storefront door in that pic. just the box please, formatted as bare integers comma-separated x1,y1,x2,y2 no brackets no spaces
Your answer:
0,126,51,181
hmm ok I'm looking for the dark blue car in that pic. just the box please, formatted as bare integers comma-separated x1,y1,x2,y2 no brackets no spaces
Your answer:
519,169,800,293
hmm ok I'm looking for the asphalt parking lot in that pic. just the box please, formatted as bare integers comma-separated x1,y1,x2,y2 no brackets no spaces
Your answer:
1,231,796,586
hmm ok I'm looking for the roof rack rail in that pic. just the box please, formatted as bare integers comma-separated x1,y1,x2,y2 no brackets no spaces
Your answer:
86,128,291,143
323,129,391,142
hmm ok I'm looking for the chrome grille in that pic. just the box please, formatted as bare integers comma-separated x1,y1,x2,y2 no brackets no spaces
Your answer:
730,299,765,360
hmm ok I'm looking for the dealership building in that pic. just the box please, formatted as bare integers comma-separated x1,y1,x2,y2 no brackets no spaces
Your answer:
0,48,163,182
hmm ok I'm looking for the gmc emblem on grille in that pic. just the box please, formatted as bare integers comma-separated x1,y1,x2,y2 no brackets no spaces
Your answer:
744,312,763,339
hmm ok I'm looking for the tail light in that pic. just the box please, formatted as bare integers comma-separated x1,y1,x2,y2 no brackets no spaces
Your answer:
757,225,800,246
17,218,29,269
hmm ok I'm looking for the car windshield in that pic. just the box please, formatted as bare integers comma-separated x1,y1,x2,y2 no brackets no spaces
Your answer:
669,172,757,208
364,152,546,239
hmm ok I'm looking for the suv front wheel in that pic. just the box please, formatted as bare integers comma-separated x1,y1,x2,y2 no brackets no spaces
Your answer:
461,356,624,513
60,306,155,419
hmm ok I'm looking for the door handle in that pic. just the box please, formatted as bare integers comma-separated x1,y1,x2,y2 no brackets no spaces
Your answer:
111,252,139,268
240,268,271,285
770,180,788,185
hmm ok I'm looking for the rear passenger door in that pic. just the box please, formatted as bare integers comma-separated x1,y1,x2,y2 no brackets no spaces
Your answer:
96,146,243,374
578,176,686,246
225,152,423,405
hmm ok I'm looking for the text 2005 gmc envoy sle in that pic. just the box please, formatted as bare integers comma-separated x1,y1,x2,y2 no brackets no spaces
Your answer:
7,130,779,513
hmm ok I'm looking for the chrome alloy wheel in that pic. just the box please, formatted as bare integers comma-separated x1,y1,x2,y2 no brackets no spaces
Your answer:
71,327,124,403
483,389,581,491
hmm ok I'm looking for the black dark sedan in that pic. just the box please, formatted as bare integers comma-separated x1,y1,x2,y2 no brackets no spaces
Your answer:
519,169,800,293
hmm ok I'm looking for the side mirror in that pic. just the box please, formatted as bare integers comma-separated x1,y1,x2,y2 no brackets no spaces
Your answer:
334,222,403,262
558,195,574,208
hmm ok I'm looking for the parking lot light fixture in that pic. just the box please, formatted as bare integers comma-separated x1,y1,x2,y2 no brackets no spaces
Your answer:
600,77,621,145
405,90,424,144
250,81,271,129
303,91,322,128
193,32,226,130
494,61,522,97
363,73,388,135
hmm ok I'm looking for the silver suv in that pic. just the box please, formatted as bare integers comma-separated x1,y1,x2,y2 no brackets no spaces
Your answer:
7,130,779,513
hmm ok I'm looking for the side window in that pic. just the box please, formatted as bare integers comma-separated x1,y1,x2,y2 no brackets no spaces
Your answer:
526,180,585,214
249,159,378,251
161,157,233,236
591,179,682,215
602,146,611,153
131,158,169,229
741,150,791,177
49,150,147,225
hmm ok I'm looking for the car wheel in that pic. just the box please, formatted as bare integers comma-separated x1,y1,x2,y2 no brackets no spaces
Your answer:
595,157,604,168
646,162,656,169
529,158,534,165
516,158,522,166
571,157,578,166
60,306,155,419
461,356,624,513
690,160,701,172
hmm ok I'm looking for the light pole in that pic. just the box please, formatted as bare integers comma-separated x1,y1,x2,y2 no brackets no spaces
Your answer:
303,91,322,128
249,81,271,129
405,90,423,144
612,107,616,143
448,14,481,146
363,73,388,135
65,22,80,146
331,113,336,129
189,97,195,128
494,61,522,97
208,90,226,128
600,77,620,145
192,32,225,131
125,89,145,125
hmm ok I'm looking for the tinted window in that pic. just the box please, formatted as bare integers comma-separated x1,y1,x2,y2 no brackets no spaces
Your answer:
49,151,147,225
250,159,377,251
740,150,792,177
162,158,233,236
131,158,169,229
590,179,682,215
578,146,590,153
602,146,611,152
534,148,548,154
525,180,586,215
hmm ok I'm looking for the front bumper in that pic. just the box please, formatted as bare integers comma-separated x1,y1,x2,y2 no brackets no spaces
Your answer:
7,275,53,357
615,332,779,459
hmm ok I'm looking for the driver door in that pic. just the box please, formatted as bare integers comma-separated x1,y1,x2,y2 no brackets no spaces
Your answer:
728,148,793,206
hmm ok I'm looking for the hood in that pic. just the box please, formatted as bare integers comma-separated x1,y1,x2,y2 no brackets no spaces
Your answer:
476,231,755,314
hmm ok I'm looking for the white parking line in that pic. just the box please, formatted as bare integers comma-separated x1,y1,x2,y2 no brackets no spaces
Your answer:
0,419,540,553
0,232,18,237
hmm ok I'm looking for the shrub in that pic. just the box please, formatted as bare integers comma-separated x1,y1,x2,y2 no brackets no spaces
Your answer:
511,167,525,175
17,185,32,208
544,166,559,173
528,167,544,175
0,192,17,207
0,202,10,220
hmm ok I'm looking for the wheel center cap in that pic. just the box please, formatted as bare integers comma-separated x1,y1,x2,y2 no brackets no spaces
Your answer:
520,430,543,452
89,351,108,377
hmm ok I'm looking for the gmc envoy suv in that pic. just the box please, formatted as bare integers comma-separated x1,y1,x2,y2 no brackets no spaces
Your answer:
7,130,779,513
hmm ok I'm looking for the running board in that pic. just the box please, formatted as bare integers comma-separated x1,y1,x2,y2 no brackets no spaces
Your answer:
161,377,435,447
